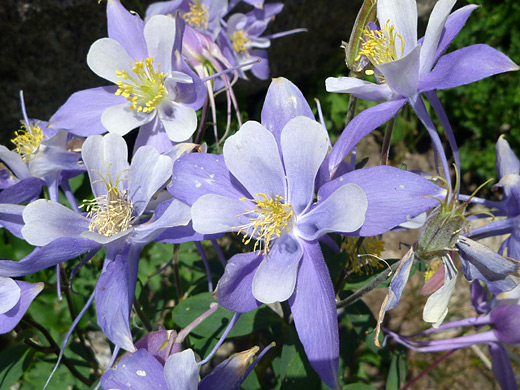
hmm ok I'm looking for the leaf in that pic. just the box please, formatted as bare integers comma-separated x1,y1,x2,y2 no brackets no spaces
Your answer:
0,345,34,389
385,350,407,390
342,299,382,353
343,384,378,390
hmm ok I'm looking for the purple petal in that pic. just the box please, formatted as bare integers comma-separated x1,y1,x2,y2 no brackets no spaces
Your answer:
261,77,314,143
496,135,520,179
101,349,167,389
170,153,248,206
489,342,518,390
0,146,31,180
281,117,328,214
325,77,393,102
298,183,367,240
319,166,442,236
252,234,303,304
164,349,198,390
0,204,25,239
0,238,100,277
470,217,516,239
378,44,421,98
457,236,520,293
288,241,340,390
106,0,147,60
223,121,285,198
215,252,262,313
0,277,21,314
0,281,44,334
134,117,175,153
22,200,91,246
433,4,480,64
48,86,124,136
490,305,520,345
0,177,43,204
250,49,269,80
420,44,519,92
328,99,406,175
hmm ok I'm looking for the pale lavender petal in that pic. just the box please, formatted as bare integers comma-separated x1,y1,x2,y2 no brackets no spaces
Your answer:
319,166,442,236
157,101,197,142
490,305,520,344
0,177,43,204
129,145,172,216
0,281,44,334
0,204,25,239
0,146,31,180
281,117,329,214
250,49,269,80
328,99,406,175
261,77,314,143
457,236,520,293
223,121,285,198
87,38,135,84
164,349,198,390
144,15,175,71
22,200,91,247
252,234,303,304
496,135,520,178
0,239,100,277
48,86,124,136
169,153,248,206
101,349,167,389
420,44,519,92
191,194,251,234
288,241,340,390
420,0,457,76
377,0,417,54
423,255,457,327
489,343,517,390
102,103,153,136
378,44,421,98
145,1,182,18
470,218,516,239
298,183,367,240
0,277,21,314
215,252,263,313
433,4,480,64
82,133,130,198
325,77,393,102
107,0,147,60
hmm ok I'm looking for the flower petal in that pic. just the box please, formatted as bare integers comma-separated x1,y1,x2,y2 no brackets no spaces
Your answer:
378,44,421,98
192,194,251,235
0,146,31,180
377,0,417,54
157,100,197,142
107,0,147,60
325,77,393,102
489,343,517,390
0,281,44,334
101,103,153,136
215,252,263,313
419,44,519,92
0,277,21,314
22,200,91,246
223,121,285,198
164,349,198,390
0,177,43,205
252,234,303,304
133,117,175,153
87,38,135,84
0,204,26,239
281,117,329,214
298,183,367,240
144,15,175,71
496,135,520,178
261,77,314,143
288,241,340,390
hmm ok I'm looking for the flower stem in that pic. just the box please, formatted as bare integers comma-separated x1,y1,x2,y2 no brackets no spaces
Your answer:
400,349,457,390
172,244,183,302
380,115,396,165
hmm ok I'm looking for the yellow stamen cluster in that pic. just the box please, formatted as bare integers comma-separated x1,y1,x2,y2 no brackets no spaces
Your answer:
81,169,134,237
235,194,294,255
358,20,405,67
115,57,168,113
11,122,45,161
342,236,385,275
230,30,251,54
183,0,209,30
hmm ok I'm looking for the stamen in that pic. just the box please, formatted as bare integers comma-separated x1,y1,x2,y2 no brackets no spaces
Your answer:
358,20,405,71
115,57,167,113
342,236,385,275
183,0,209,30
230,30,251,54
11,121,45,161
234,194,294,255
80,167,134,237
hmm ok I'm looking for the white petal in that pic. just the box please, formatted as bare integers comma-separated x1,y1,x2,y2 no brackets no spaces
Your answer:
377,0,417,54
144,15,175,72
164,349,199,390
158,101,197,142
101,103,153,136
325,77,394,102
0,277,21,314
87,38,134,84
191,194,250,234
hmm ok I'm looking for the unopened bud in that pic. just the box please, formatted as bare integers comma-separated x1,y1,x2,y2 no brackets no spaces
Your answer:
344,0,377,74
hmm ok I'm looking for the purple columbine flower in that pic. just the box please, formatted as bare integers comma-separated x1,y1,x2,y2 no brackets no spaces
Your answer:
385,281,520,390
325,0,518,182
170,77,443,389
50,0,206,153
0,133,192,351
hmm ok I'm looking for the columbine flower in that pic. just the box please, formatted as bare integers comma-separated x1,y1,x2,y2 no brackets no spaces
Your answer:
170,77,443,388
385,281,520,390
0,133,191,351
0,277,43,334
50,0,206,152
325,0,519,180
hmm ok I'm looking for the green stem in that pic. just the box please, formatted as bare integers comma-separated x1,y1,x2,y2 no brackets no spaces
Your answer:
380,116,397,165
173,244,183,302
133,299,153,332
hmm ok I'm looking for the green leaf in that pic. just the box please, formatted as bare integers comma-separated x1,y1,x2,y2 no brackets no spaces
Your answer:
0,345,34,389
343,384,378,390
386,350,407,390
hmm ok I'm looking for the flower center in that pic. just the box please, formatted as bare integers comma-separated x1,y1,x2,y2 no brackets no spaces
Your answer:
11,122,45,161
115,57,168,113
358,20,405,67
230,30,251,54
235,193,294,254
81,168,134,237
183,0,209,30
